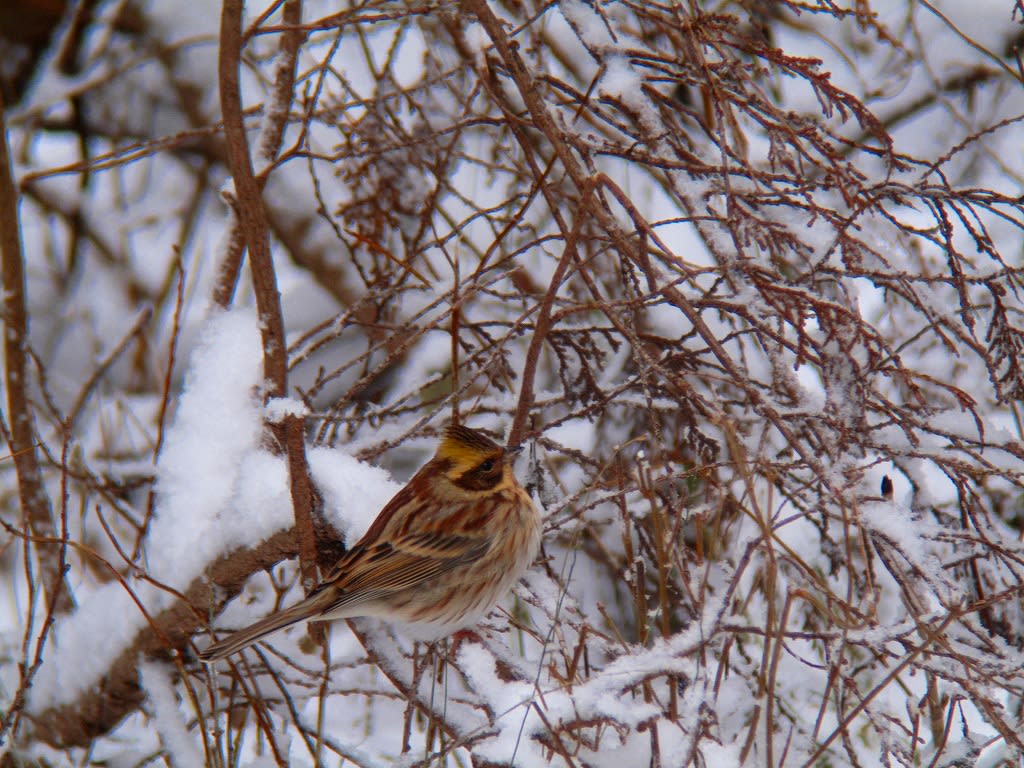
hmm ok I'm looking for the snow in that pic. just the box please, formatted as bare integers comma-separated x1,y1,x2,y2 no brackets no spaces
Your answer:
230,450,292,536
308,446,401,543
27,584,150,710
140,661,205,766
544,419,595,453
26,309,266,710
264,396,310,423
559,0,615,51
457,643,549,766
599,56,659,134
148,308,266,582
462,23,491,67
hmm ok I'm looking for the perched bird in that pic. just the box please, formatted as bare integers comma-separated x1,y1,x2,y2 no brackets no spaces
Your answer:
199,425,541,662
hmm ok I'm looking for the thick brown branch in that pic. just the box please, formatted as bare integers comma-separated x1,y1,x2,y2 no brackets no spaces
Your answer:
29,529,298,748
218,0,318,593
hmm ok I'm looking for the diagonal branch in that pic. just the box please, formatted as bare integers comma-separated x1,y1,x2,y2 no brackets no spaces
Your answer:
28,529,298,748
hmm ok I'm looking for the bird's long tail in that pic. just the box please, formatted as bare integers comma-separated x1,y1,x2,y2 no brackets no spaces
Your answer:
199,595,326,662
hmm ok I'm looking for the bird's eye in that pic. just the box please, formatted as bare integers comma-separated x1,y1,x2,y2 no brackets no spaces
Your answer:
479,459,495,472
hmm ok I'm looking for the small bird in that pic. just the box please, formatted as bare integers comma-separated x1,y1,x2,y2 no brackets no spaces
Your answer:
199,425,541,662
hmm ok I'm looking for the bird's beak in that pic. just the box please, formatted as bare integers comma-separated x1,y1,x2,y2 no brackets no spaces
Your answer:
505,444,524,457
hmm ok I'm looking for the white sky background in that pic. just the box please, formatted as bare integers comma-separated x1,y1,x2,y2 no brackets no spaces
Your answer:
4,0,1024,765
